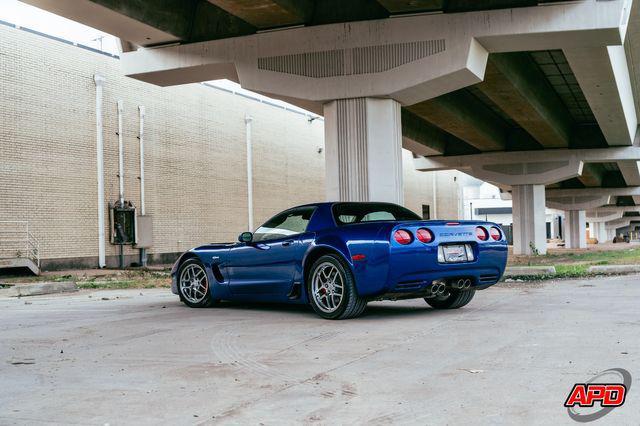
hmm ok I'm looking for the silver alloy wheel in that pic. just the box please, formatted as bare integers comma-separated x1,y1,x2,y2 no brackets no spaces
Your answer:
311,262,344,313
179,263,208,304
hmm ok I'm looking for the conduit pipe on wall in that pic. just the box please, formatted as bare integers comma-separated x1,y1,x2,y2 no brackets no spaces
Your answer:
138,105,147,267
245,115,254,231
117,100,125,205
432,172,438,220
138,106,146,215
94,74,106,268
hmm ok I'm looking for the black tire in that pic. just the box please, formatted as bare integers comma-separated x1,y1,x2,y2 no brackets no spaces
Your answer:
425,288,475,309
307,254,367,320
177,258,216,308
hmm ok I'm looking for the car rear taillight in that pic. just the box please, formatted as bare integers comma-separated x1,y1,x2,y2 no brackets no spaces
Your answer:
416,228,433,243
490,226,502,241
476,226,488,241
393,229,413,245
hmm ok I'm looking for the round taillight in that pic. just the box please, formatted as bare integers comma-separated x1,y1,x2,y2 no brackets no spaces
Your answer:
476,226,488,241
416,228,433,243
393,229,413,245
490,226,502,241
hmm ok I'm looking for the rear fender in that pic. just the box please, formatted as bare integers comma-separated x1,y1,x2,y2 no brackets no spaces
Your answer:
310,229,392,298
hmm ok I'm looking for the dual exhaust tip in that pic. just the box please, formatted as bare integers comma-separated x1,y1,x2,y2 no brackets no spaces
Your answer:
430,278,471,295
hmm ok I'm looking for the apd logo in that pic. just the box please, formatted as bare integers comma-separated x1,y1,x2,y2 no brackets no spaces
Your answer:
564,368,632,422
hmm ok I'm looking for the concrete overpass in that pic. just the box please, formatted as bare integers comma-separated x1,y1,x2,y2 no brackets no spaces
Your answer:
24,0,640,254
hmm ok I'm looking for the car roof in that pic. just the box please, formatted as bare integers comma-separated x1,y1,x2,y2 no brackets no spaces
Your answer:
291,201,402,209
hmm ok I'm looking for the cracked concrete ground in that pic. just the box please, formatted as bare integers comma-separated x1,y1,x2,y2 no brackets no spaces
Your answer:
1,275,638,425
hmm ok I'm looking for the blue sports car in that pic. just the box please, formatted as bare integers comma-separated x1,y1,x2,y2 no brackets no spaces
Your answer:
171,202,508,319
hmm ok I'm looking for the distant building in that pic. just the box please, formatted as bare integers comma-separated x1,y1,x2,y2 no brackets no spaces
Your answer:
461,179,564,244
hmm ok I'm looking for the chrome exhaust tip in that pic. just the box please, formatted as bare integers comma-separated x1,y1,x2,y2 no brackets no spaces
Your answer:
463,279,471,290
449,278,465,290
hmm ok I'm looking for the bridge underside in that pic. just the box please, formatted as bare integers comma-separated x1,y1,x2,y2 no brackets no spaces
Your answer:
23,0,640,253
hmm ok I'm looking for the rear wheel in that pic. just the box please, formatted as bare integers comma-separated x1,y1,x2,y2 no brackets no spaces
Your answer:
178,258,216,308
425,288,475,309
308,254,367,320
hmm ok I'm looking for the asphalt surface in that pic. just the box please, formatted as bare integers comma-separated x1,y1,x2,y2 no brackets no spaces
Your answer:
1,275,639,425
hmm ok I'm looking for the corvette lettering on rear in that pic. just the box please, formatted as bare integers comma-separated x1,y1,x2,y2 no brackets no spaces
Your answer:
439,232,473,237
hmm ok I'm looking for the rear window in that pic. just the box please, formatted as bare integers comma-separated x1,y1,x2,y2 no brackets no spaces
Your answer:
332,203,420,226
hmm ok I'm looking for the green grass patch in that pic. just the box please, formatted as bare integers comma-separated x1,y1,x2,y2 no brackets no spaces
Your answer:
510,247,640,267
553,264,590,278
77,280,138,289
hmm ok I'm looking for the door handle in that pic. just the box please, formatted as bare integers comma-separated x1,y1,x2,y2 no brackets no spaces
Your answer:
282,239,295,247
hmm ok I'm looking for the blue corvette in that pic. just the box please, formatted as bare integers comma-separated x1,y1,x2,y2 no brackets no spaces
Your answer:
171,202,508,319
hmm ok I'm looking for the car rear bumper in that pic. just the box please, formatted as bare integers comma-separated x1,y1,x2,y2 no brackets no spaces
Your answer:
371,267,503,301
354,242,507,298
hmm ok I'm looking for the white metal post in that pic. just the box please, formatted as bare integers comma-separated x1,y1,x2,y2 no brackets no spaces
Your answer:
117,100,125,205
245,115,254,231
138,106,146,215
94,74,106,268
138,105,147,267
432,172,438,219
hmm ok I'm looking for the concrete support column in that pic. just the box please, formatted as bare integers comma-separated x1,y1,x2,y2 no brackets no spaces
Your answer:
565,210,587,249
590,222,609,244
324,98,403,203
512,184,547,255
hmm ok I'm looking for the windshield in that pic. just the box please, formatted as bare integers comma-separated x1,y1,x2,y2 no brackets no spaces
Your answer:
332,202,420,226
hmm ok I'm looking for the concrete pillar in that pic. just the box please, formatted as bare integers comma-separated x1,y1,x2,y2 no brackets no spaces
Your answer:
565,210,587,249
512,184,547,255
591,222,609,244
324,98,403,203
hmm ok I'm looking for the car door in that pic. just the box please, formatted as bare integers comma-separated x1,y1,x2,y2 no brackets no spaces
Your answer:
227,207,315,296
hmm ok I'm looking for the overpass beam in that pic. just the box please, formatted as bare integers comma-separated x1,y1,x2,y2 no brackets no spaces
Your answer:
407,90,506,152
564,46,637,146
565,210,587,249
324,98,403,203
478,53,572,148
401,109,446,156
617,161,640,205
206,0,312,28
512,184,547,256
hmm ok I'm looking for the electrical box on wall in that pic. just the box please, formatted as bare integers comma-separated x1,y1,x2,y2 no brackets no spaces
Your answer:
135,215,153,248
109,201,137,245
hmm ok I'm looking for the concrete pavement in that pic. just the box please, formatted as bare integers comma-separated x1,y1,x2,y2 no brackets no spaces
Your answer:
1,276,639,425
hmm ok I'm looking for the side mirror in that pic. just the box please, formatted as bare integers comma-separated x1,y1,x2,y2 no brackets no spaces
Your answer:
238,232,253,243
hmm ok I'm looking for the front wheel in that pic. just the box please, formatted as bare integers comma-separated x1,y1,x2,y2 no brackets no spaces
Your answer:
178,258,216,308
308,254,367,320
425,288,475,309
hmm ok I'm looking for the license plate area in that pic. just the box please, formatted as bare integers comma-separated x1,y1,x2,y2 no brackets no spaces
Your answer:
438,244,474,263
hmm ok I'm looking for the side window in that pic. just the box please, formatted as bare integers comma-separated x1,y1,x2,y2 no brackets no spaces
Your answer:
253,207,316,242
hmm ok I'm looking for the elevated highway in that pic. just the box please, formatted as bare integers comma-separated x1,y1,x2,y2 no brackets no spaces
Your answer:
24,0,640,254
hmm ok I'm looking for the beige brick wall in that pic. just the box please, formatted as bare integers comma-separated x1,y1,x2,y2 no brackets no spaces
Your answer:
0,24,460,264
